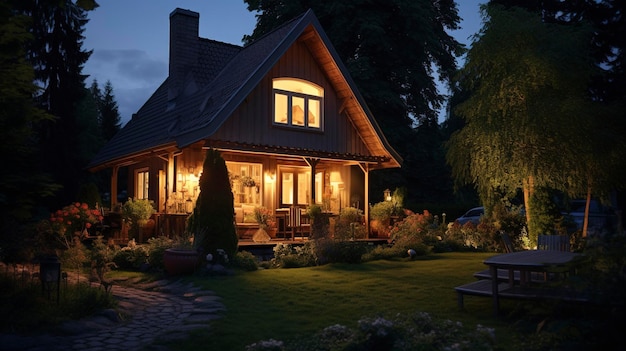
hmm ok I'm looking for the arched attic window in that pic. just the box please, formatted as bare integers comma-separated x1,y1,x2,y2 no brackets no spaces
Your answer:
273,78,323,130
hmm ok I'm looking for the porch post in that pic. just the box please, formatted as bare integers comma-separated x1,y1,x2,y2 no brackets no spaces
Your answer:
304,158,320,205
357,163,370,238
167,152,175,213
111,165,118,210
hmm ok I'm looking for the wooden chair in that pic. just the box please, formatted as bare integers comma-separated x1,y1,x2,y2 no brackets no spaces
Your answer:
537,235,571,280
287,206,310,240
500,232,515,253
537,235,570,251
286,206,301,240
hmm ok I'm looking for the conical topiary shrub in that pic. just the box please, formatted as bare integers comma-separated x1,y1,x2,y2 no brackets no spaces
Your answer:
187,149,238,260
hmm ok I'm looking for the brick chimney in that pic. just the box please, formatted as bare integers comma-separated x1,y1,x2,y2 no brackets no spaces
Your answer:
168,8,199,104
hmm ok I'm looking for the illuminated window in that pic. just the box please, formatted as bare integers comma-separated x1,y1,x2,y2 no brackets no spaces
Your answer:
136,169,149,200
226,161,262,206
280,168,323,206
273,78,323,129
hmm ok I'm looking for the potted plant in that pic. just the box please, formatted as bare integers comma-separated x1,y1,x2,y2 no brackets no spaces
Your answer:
252,206,275,242
163,232,200,275
121,198,156,242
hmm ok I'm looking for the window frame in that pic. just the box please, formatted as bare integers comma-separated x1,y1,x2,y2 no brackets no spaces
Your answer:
272,78,324,131
136,168,149,200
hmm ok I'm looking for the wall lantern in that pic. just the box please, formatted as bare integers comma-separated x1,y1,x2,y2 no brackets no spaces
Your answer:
40,255,61,304
384,189,392,202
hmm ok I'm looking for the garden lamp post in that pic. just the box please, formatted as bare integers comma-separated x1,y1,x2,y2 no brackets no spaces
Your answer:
384,189,392,202
40,255,61,304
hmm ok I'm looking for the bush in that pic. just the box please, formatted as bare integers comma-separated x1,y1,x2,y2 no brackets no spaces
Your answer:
389,210,433,241
146,236,175,269
271,242,318,268
334,207,366,240
0,274,116,333
112,239,148,270
315,239,369,264
362,240,430,262
246,311,496,350
232,251,259,271
362,244,397,261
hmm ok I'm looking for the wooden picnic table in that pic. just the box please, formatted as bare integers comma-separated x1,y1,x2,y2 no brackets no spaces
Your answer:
483,250,584,315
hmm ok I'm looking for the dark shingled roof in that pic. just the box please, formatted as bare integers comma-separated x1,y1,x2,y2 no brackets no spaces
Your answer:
88,9,401,170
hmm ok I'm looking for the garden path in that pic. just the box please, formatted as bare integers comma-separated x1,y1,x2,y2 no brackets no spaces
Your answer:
0,278,224,351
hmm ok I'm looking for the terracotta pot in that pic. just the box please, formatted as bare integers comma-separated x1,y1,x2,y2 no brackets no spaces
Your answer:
163,248,200,275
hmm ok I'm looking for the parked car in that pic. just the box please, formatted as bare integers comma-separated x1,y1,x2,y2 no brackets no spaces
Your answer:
561,199,617,235
455,207,484,225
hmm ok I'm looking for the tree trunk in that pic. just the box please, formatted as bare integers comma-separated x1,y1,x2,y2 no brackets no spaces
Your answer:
523,176,535,230
583,179,592,238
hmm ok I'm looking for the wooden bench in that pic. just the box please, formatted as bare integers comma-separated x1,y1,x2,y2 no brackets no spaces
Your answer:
473,269,546,282
455,277,589,308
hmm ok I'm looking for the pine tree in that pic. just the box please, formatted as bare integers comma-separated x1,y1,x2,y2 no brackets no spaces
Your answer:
0,0,60,259
99,80,122,141
20,0,95,207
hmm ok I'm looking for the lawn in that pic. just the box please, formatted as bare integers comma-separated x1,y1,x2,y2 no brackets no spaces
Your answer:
166,252,524,350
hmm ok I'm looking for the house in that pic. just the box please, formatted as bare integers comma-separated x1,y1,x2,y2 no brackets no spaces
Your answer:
88,8,401,242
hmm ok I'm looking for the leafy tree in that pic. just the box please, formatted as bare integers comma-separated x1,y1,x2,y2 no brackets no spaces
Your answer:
446,5,600,237
188,149,238,260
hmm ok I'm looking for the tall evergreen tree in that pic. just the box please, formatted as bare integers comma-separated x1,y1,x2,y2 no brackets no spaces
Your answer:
188,149,238,260
0,0,61,259
21,0,96,208
99,80,121,141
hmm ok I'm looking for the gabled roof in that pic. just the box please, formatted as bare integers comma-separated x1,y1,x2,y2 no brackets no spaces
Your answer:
88,9,401,171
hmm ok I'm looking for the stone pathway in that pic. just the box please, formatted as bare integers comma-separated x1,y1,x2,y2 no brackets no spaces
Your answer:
0,279,225,351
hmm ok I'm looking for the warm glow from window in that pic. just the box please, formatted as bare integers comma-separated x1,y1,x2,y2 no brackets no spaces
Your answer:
136,170,149,199
226,161,262,206
273,78,323,129
274,79,323,96
280,168,323,207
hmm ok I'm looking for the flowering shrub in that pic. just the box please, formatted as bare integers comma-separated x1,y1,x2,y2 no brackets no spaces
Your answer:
48,202,103,249
245,339,284,351
246,311,496,350
50,202,103,235
389,210,433,241
271,242,317,268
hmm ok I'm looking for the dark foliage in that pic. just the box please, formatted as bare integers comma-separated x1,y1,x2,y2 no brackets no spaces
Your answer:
188,149,238,259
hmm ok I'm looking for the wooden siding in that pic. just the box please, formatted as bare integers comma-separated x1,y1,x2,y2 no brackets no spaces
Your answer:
212,40,371,157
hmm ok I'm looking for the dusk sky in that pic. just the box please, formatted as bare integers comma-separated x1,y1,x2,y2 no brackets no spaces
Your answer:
83,1,485,125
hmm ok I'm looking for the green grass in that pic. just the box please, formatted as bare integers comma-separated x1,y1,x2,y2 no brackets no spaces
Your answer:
170,252,522,350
